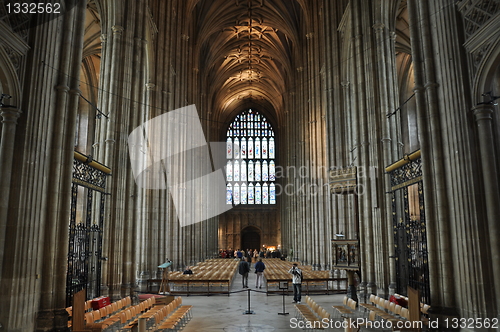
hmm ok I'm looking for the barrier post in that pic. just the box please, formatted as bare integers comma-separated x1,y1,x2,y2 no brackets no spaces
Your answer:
278,281,289,315
243,288,254,314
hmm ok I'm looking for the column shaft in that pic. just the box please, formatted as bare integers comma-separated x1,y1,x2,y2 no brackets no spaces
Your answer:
0,107,22,279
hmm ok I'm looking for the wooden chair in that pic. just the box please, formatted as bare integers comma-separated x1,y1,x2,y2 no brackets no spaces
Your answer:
84,312,94,324
332,296,355,318
400,307,409,320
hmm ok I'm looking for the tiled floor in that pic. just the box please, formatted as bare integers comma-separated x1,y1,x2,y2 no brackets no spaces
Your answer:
176,268,348,332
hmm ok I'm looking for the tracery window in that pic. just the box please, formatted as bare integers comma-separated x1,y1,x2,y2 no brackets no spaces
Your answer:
226,109,275,205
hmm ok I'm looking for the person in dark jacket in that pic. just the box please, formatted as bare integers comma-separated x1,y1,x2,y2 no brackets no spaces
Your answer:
254,258,266,288
238,257,250,288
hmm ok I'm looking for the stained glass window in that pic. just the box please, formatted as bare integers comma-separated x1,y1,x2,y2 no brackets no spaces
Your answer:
226,184,232,204
255,183,262,204
226,109,276,205
263,183,269,204
262,161,269,181
227,138,233,159
270,183,276,204
248,160,254,181
234,160,240,181
226,161,233,181
248,183,255,204
241,183,247,204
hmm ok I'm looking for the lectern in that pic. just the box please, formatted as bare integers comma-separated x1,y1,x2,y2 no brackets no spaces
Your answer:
331,239,360,302
158,261,172,294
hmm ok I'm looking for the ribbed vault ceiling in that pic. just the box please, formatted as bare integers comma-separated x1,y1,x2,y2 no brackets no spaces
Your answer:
192,0,305,125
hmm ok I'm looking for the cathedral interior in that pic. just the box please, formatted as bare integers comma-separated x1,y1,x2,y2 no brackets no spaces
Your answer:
1,0,500,331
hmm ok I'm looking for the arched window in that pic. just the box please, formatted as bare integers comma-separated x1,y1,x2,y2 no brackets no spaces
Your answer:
226,109,275,205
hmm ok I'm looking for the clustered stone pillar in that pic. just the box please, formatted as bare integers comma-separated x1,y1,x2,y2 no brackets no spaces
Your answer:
372,20,397,299
407,0,455,308
473,104,500,313
96,0,152,298
0,106,21,279
37,0,88,330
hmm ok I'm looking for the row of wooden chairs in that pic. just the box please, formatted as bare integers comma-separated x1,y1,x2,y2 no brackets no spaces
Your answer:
169,259,238,281
262,259,299,280
83,296,133,324
263,259,330,282
120,297,161,330
95,297,134,323
67,296,132,329
330,295,404,332
149,297,193,331
359,294,409,329
67,296,129,318
332,296,357,318
393,293,431,314
332,294,431,332
85,296,154,331
294,295,330,331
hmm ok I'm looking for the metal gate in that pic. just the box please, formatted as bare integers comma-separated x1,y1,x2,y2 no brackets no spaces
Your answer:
66,152,110,307
388,151,430,305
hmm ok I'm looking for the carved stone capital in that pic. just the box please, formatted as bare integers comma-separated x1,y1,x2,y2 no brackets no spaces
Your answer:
0,106,22,125
390,31,397,41
69,89,81,96
372,23,385,32
473,104,494,123
55,85,70,93
112,25,124,35
412,85,425,94
424,82,439,90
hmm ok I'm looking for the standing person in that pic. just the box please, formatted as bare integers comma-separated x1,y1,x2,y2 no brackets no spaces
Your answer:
252,249,258,263
288,263,302,303
238,257,250,288
254,258,266,289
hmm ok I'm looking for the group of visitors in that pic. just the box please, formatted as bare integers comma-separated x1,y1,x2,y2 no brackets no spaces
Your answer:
238,257,267,289
237,258,302,305
223,247,302,303
219,248,284,261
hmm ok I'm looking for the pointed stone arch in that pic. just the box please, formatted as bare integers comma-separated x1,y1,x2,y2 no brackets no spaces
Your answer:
0,46,23,106
241,225,262,252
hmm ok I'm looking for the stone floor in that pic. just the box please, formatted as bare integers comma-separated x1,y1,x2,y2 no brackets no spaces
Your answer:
176,268,348,332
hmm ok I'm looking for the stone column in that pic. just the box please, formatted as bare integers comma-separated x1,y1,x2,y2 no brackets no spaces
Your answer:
372,18,399,297
124,0,148,296
351,0,376,295
37,0,87,329
472,104,500,311
101,22,127,300
407,0,453,306
0,106,21,279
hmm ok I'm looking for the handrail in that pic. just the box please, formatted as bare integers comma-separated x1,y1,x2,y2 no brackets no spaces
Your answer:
385,150,421,173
